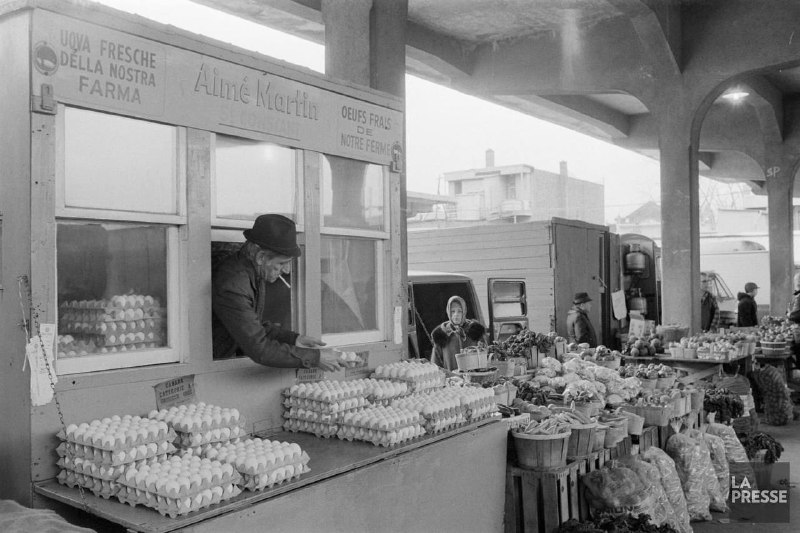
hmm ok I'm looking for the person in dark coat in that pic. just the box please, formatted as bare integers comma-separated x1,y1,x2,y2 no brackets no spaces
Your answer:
701,273,720,332
430,295,487,371
789,272,800,323
737,282,759,327
566,292,597,347
212,214,341,371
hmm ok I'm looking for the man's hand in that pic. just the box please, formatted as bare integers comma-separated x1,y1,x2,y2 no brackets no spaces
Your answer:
317,349,342,372
296,335,326,348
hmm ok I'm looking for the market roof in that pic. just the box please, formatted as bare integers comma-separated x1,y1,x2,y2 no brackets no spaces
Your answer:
195,0,800,195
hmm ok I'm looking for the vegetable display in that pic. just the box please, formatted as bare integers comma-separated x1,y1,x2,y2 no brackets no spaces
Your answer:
557,513,679,533
702,387,744,424
740,431,784,463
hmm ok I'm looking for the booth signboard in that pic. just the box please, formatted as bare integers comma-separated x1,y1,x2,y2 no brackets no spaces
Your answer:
153,375,196,410
31,10,403,166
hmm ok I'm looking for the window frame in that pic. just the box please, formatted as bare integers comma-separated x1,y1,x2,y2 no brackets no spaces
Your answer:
318,155,390,345
53,105,187,375
209,134,304,231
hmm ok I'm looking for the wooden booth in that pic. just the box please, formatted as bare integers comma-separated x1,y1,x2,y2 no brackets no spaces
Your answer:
0,2,506,531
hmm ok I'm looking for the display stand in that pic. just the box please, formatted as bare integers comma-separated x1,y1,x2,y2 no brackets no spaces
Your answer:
622,353,752,384
36,420,506,533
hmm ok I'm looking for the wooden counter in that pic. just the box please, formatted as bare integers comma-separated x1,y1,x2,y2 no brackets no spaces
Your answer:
35,418,507,533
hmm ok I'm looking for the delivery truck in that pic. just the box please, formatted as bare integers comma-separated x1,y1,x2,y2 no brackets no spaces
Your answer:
407,218,623,348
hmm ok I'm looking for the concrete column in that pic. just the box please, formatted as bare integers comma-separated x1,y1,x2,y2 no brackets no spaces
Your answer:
370,0,407,97
763,146,797,314
658,107,702,331
322,0,372,85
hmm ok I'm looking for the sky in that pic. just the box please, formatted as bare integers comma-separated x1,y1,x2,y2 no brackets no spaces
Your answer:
93,0,747,223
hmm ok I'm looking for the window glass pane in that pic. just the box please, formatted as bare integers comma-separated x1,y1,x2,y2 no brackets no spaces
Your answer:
57,222,168,358
321,236,377,334
64,108,177,214
322,155,384,231
215,135,296,221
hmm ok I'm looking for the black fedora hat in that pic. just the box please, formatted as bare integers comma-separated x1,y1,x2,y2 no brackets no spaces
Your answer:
573,292,592,305
243,214,302,257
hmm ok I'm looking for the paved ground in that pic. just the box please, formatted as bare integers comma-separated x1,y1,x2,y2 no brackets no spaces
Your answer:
692,405,800,532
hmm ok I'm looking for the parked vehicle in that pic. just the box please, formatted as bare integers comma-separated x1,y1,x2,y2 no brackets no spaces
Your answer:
407,218,621,347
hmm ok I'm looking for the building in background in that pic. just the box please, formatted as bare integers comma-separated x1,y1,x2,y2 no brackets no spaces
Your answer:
407,149,604,228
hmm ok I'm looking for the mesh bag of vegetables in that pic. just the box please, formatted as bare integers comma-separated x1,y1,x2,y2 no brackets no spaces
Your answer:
581,466,656,517
706,422,754,488
665,433,712,521
683,429,728,511
641,447,692,533
752,365,793,426
614,457,676,530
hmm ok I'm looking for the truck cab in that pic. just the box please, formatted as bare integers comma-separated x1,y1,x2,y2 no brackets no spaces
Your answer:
407,270,527,360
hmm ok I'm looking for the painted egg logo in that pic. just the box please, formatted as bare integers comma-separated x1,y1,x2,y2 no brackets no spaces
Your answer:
33,42,58,75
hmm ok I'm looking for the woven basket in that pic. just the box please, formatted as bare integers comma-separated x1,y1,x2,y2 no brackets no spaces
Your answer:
761,340,788,356
656,375,677,389
592,425,608,452
639,378,657,391
566,423,596,459
594,357,621,370
511,431,570,469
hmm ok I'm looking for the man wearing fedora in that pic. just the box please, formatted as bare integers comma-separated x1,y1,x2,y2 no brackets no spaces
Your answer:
566,292,597,347
212,214,342,371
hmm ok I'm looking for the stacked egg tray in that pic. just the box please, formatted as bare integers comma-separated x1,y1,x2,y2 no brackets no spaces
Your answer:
58,295,165,353
148,403,246,455
453,386,498,422
336,405,425,447
204,438,310,491
371,361,446,393
391,390,468,434
56,455,161,499
56,416,176,498
282,380,373,438
363,378,410,405
115,455,242,518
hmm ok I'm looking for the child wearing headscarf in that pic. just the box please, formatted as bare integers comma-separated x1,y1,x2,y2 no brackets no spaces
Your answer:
430,295,487,371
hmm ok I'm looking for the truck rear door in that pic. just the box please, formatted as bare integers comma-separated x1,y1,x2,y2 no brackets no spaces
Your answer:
488,278,528,342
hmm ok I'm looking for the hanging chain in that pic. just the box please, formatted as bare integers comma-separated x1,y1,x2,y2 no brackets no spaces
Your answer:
18,276,89,510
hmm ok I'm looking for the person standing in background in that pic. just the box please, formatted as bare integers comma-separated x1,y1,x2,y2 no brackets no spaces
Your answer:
789,272,800,324
701,273,720,332
566,292,597,346
737,282,759,327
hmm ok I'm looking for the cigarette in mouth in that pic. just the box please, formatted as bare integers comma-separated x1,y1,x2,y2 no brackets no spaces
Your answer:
278,275,292,289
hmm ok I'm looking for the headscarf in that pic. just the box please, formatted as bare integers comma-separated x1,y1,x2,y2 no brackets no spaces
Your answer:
442,295,468,340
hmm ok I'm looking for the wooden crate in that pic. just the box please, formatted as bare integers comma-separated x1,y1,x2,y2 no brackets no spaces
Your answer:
504,459,587,533
609,436,632,459
635,426,658,453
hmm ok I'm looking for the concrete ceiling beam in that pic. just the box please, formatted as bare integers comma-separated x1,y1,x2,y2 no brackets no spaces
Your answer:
605,0,681,77
740,76,784,144
539,95,630,138
405,21,476,81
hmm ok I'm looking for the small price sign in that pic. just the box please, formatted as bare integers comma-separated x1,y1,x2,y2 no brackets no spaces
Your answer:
154,375,196,410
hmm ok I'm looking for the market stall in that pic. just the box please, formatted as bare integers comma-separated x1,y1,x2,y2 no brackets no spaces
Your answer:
0,2,507,531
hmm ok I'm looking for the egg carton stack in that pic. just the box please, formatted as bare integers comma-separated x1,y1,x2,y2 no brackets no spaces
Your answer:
391,389,467,434
282,380,371,437
364,378,410,405
115,454,241,518
372,361,445,393
148,403,246,456
204,438,310,491
454,386,498,422
337,405,425,447
58,294,165,356
56,416,176,499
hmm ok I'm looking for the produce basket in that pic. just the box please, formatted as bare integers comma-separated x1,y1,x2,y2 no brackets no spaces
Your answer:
492,359,516,378
455,350,479,371
638,405,673,426
619,410,644,435
656,375,676,389
566,423,596,459
593,357,620,370
639,378,657,391
460,367,498,385
571,400,602,418
511,431,570,469
760,340,788,356
689,388,705,411
683,347,697,359
592,425,608,452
